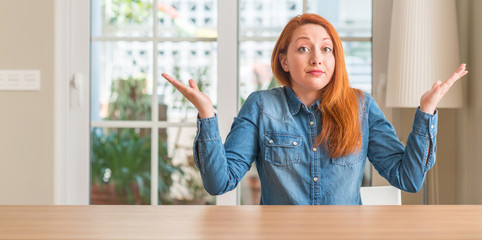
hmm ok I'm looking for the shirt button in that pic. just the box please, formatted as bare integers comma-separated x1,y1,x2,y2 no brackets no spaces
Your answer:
312,147,317,152
309,121,314,126
313,177,318,182
292,141,298,146
269,139,274,144
431,125,434,129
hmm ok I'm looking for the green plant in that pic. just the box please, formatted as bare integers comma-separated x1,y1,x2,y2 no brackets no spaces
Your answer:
91,128,182,204
106,76,151,121
91,76,183,204
95,1,215,204
91,128,150,204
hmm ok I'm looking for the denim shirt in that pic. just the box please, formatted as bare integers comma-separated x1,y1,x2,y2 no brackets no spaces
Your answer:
193,86,438,205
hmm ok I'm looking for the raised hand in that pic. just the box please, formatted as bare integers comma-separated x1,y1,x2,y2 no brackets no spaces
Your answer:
161,73,215,119
420,64,468,114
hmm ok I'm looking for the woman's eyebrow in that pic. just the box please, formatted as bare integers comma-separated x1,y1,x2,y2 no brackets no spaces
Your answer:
294,36,311,42
295,37,332,42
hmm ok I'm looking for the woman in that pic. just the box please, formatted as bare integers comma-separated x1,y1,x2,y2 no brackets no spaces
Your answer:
162,13,467,205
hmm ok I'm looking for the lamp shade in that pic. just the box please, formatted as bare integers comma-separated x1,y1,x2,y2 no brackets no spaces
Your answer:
386,0,463,108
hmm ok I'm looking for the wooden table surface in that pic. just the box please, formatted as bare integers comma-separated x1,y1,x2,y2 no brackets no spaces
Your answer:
1,205,482,239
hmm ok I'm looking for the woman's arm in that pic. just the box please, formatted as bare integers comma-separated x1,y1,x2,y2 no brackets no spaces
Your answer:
193,93,261,195
367,98,437,193
162,74,260,195
367,64,467,192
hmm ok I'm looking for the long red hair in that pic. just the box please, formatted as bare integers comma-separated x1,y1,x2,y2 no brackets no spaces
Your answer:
271,13,363,158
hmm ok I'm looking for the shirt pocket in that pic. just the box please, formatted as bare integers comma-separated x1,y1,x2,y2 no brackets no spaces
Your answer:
263,132,302,166
330,152,364,166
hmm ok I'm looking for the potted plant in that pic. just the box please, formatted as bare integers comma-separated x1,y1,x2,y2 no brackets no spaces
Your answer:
90,76,183,204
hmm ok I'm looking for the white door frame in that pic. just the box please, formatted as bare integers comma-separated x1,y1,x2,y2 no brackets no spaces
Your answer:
54,0,90,205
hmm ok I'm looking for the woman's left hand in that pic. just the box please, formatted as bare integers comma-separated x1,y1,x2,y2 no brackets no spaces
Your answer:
420,63,468,114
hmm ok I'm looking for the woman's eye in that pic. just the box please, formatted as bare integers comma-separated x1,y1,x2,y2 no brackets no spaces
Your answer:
298,47,310,53
322,47,333,54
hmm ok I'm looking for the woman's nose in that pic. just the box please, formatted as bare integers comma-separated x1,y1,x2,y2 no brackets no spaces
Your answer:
311,58,321,66
310,53,322,66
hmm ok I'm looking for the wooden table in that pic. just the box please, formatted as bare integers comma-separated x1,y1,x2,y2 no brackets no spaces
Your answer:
1,205,482,239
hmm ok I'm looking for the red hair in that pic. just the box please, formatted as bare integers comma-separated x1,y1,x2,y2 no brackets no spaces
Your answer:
271,13,363,158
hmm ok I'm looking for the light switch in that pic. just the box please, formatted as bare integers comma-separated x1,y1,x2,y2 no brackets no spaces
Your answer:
0,70,41,91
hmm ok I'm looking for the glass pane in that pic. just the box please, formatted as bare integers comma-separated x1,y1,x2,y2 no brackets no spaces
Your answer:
90,127,151,205
343,41,372,94
157,0,217,38
91,41,153,121
240,167,261,205
239,41,278,104
240,0,303,37
159,127,216,205
308,0,372,37
157,41,217,121
91,0,153,37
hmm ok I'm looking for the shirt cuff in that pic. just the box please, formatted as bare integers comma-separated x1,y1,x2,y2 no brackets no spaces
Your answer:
196,114,220,141
412,107,438,137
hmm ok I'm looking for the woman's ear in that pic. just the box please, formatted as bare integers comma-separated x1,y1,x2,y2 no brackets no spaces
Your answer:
279,54,289,72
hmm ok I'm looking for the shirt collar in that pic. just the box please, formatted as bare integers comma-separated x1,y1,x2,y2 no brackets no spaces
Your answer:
284,86,321,115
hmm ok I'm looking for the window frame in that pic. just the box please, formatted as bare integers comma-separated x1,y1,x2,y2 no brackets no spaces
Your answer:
55,0,373,206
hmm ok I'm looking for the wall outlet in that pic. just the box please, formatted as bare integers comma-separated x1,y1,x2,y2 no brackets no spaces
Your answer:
0,70,41,91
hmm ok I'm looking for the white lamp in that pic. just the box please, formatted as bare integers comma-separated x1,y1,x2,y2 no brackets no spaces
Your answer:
387,0,463,108
386,0,463,204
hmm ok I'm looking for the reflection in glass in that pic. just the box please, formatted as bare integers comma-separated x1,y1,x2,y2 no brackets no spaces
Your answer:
91,41,153,121
90,127,152,205
157,41,217,121
161,127,216,205
240,0,302,37
91,0,153,37
157,0,217,38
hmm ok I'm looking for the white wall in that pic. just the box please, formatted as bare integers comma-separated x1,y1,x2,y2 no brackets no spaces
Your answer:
0,0,55,204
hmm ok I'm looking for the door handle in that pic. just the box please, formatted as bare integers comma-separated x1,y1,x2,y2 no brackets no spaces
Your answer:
71,73,83,107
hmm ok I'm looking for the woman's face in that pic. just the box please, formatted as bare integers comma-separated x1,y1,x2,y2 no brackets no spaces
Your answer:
279,24,335,99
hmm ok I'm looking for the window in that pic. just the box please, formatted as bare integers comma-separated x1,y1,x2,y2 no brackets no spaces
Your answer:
90,0,217,205
89,0,372,205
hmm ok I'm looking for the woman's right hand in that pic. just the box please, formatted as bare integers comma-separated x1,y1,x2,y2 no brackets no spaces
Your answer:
161,73,215,119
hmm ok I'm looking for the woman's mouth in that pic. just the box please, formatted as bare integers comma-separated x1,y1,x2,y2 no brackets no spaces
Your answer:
308,70,324,76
